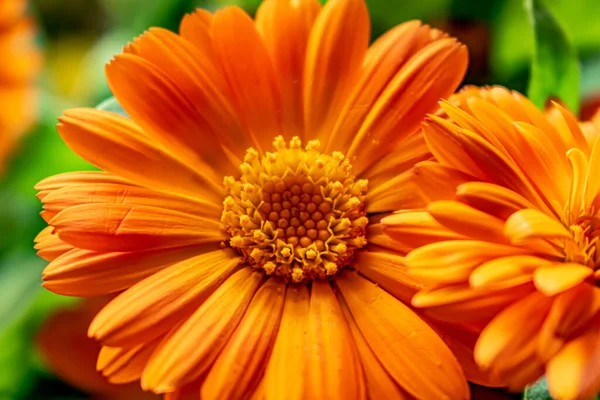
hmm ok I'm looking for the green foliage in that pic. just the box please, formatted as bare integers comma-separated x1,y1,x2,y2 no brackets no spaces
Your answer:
523,377,552,400
524,0,580,113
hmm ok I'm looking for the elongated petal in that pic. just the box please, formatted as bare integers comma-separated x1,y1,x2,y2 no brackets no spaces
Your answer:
407,241,530,285
547,321,600,400
469,255,552,289
202,279,286,400
349,38,467,174
504,208,572,244
42,244,215,296
382,211,467,253
255,0,321,137
105,54,228,184
304,0,369,140
366,169,425,213
533,263,593,296
57,108,221,202
35,171,132,201
475,292,552,370
428,201,508,243
35,227,74,262
325,21,431,152
42,183,221,223
413,284,535,322
126,28,249,160
212,6,282,153
89,249,239,346
336,272,469,400
98,338,162,384
141,268,262,393
456,182,535,220
50,203,225,252
179,9,213,59
354,250,422,303
337,292,410,400
264,285,310,400
304,280,365,400
413,161,476,202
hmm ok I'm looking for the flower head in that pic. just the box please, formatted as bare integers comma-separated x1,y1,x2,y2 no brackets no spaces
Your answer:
384,85,600,399
0,0,40,172
35,0,475,398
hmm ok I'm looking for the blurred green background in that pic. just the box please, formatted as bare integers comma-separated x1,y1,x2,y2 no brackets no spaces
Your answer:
0,0,599,398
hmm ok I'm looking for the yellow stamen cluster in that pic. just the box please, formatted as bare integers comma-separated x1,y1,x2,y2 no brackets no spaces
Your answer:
566,215,600,271
221,136,368,283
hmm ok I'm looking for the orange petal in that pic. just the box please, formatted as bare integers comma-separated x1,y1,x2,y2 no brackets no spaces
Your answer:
349,38,467,174
179,9,214,60
42,244,215,296
326,20,430,153
201,279,286,400
412,160,476,202
35,226,74,262
255,0,321,137
57,108,221,202
543,283,600,340
35,171,132,202
474,291,552,370
469,255,552,289
354,250,422,303
304,280,365,400
212,6,282,153
546,321,600,400
304,0,369,140
427,201,508,243
337,291,410,400
89,249,240,347
366,169,425,213
263,285,309,400
382,211,467,254
50,203,225,252
41,183,221,224
98,338,162,384
105,54,229,182
141,268,263,393
125,28,249,161
533,263,593,296
413,284,535,322
335,272,469,400
504,208,572,245
407,241,530,286
366,222,403,252
456,181,535,220
584,130,600,207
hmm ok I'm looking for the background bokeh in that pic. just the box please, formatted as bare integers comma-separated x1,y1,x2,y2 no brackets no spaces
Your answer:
1,0,599,398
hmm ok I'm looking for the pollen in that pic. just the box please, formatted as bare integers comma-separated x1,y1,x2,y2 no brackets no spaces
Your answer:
221,136,369,283
565,213,600,271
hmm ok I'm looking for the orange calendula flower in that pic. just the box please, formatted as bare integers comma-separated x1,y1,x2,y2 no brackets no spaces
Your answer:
384,85,600,399
37,298,158,400
0,0,41,172
35,0,475,398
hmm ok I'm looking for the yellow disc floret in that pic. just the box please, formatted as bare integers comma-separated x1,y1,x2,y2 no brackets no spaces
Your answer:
221,136,368,283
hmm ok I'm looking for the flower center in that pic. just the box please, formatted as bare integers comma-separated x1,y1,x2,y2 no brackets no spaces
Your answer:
221,136,369,283
566,215,600,270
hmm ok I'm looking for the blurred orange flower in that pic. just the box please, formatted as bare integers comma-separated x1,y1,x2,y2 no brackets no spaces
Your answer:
37,297,158,400
384,85,600,399
32,0,495,398
0,0,41,173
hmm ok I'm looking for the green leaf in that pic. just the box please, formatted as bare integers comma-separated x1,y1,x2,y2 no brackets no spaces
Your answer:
525,0,581,113
96,96,128,116
523,377,552,400
0,256,44,334
524,376,600,400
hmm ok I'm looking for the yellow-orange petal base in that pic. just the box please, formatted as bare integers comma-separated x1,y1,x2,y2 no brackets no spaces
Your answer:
0,0,41,173
33,0,500,398
384,85,600,399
